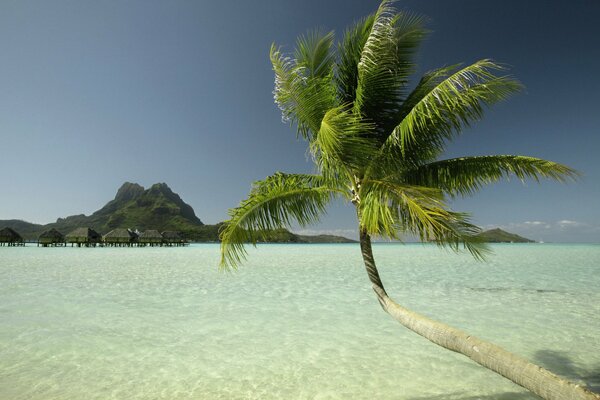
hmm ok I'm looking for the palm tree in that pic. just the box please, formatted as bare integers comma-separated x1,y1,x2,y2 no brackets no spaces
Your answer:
219,2,598,399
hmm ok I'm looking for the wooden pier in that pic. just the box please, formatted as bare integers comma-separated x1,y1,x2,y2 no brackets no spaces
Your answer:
1,226,190,248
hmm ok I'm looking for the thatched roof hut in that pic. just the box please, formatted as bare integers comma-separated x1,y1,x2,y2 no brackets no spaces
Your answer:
0,227,24,246
103,228,138,245
161,231,186,246
65,227,101,246
38,228,65,246
139,230,163,245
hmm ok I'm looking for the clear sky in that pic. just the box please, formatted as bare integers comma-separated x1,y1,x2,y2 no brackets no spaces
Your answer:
1,0,599,242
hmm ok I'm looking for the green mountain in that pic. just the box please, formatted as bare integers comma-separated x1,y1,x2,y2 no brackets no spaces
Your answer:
90,182,203,231
0,182,204,240
476,228,535,243
39,182,205,236
0,182,355,243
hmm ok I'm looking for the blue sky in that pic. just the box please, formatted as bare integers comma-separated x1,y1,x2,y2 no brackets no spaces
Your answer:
1,0,599,242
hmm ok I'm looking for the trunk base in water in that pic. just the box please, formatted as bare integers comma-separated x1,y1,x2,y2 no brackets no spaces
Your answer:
358,230,598,400
372,285,600,400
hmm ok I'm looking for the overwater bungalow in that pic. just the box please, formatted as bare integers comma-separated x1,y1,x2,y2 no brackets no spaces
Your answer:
65,227,102,247
161,231,187,246
103,228,138,247
0,227,25,246
38,228,66,247
138,230,163,247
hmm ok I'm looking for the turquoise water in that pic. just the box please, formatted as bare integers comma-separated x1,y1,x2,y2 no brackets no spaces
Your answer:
1,243,599,399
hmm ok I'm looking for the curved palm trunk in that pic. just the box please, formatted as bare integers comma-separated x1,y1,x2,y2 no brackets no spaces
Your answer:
359,231,600,400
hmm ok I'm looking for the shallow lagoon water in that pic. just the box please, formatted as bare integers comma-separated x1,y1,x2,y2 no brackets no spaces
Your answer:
1,243,599,399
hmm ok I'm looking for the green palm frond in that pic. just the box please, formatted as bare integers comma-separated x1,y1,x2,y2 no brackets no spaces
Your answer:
359,178,444,237
336,14,376,104
354,0,397,119
391,12,429,75
311,105,376,178
374,64,462,168
220,173,343,268
427,211,489,260
270,44,302,131
354,1,427,141
270,42,338,140
359,180,442,238
387,60,523,157
295,29,336,79
359,179,488,258
404,155,580,197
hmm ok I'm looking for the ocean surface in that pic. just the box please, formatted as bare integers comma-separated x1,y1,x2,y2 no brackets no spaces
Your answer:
0,243,599,399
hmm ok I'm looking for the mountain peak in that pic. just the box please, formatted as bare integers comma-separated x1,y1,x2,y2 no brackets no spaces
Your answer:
148,182,173,195
88,181,202,228
114,182,145,202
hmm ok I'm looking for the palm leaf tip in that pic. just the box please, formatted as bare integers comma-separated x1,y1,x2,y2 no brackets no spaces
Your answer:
294,29,336,79
219,173,339,269
405,156,580,198
271,33,339,141
352,2,428,138
388,59,523,157
435,214,490,261
219,221,250,270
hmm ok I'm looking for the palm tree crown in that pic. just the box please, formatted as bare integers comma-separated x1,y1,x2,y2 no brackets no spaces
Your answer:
220,0,576,267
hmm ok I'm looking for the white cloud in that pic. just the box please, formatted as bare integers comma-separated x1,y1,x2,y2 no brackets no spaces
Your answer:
557,219,582,226
524,221,544,225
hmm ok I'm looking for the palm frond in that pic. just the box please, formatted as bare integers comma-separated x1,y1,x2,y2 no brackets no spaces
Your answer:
359,179,488,258
390,11,429,86
220,173,342,268
353,2,427,141
359,179,443,239
404,155,580,197
388,60,523,157
311,105,376,178
270,44,305,133
428,211,489,260
336,14,376,105
270,42,338,140
295,29,336,79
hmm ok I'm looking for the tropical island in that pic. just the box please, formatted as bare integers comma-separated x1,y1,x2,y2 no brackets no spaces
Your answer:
0,182,356,244
475,228,535,243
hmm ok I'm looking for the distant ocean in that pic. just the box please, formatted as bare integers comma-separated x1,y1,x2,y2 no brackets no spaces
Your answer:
1,243,599,399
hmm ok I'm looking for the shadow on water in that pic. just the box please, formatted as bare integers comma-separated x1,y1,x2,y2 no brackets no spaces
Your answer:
534,350,600,393
407,351,600,400
407,392,534,400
